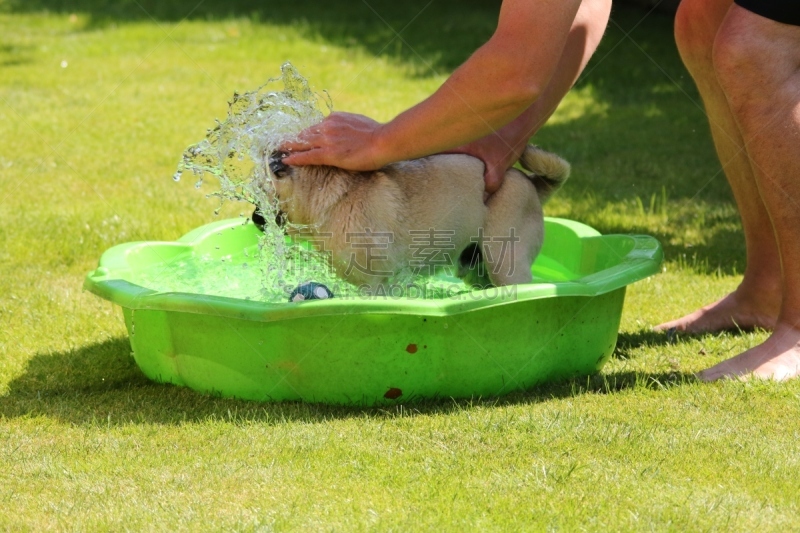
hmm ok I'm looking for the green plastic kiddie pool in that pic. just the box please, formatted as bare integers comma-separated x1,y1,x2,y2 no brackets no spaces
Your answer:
84,217,662,405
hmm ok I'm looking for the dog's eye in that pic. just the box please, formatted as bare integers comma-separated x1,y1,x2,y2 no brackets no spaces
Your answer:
268,151,289,179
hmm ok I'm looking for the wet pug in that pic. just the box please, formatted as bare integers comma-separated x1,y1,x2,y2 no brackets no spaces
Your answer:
264,145,570,292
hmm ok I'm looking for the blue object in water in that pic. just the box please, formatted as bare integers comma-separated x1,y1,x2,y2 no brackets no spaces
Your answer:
289,282,334,302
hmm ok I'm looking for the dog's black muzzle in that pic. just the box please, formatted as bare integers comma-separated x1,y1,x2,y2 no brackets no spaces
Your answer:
269,151,289,178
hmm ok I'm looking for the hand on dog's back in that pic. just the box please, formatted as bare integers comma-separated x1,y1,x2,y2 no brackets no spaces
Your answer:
444,135,526,198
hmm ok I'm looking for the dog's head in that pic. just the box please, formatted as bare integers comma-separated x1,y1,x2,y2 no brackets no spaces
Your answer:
268,150,292,186
265,150,304,223
265,150,354,228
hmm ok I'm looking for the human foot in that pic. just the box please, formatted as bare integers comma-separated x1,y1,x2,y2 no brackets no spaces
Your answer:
698,322,800,381
654,289,779,334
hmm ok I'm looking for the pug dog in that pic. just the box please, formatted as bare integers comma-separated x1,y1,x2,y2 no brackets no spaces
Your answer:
263,145,570,293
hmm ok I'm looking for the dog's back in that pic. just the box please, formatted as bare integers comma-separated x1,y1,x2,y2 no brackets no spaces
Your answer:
269,144,570,290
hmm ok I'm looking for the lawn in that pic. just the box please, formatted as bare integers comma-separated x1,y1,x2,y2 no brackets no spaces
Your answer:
1,0,799,530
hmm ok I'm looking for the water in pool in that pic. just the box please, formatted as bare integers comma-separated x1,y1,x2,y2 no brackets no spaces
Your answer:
129,232,474,302
167,64,472,302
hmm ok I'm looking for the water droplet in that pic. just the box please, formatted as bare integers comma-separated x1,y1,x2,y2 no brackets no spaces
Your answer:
173,171,182,182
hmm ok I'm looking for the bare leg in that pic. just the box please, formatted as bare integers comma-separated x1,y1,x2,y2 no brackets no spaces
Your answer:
699,6,800,380
655,0,782,333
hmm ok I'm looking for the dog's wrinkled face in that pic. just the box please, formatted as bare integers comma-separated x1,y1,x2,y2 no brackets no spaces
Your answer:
268,151,290,179
266,150,296,214
266,150,324,227
265,150,351,228
264,150,373,230
253,150,294,229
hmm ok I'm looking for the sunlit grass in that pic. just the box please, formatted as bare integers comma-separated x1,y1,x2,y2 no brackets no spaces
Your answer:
1,2,798,531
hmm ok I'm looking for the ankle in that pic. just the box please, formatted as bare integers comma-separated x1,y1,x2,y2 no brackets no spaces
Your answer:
733,278,782,307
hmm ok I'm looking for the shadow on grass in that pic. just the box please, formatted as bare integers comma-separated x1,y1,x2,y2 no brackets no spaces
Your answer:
4,0,498,74
614,329,675,360
565,369,698,394
5,1,683,98
0,42,33,66
602,223,744,278
0,336,696,426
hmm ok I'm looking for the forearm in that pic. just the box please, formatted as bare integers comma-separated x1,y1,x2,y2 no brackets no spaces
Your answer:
280,0,591,172
373,49,537,164
488,104,543,155
372,0,582,165
500,0,613,143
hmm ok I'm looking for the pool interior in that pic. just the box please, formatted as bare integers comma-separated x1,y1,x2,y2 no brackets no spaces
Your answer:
122,220,583,303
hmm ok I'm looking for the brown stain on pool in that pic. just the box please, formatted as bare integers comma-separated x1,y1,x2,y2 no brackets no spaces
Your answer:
384,388,402,400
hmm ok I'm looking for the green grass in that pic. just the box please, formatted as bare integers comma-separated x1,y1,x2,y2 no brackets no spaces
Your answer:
2,1,799,530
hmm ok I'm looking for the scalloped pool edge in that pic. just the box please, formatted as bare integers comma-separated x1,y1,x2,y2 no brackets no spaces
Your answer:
85,217,663,322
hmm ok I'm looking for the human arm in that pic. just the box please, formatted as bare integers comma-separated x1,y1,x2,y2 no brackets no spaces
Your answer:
444,106,541,195
441,0,613,194
281,0,583,170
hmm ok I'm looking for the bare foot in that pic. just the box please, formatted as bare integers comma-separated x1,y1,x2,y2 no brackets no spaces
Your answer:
699,322,800,381
654,289,779,334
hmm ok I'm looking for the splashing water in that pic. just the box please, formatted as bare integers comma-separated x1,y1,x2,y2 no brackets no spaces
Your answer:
171,62,358,301
167,62,471,302
173,62,328,207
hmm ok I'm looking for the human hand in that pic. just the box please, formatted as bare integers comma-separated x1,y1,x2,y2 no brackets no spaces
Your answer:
281,112,389,170
444,132,525,197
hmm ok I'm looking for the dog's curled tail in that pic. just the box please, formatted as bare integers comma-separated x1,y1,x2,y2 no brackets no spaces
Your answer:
518,144,571,203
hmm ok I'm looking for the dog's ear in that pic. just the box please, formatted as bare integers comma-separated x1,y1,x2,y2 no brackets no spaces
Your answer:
268,151,290,179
